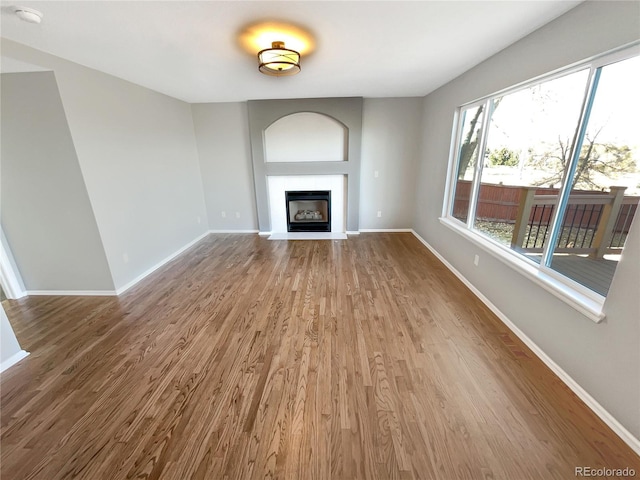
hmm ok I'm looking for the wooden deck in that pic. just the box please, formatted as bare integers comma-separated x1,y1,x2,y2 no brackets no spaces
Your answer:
527,254,618,296
2,233,638,479
550,255,619,296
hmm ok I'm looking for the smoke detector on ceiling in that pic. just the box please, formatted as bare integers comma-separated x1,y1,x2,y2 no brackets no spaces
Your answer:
14,6,43,24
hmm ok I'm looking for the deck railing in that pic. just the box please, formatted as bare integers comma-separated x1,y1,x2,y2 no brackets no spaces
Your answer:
510,186,637,258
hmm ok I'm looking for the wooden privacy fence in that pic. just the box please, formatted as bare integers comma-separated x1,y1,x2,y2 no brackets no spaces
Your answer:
454,181,560,222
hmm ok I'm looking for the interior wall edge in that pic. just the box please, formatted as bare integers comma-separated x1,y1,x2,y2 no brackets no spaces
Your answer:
0,350,29,374
114,230,209,295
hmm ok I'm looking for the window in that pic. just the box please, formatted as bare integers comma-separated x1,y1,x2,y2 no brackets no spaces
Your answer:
444,47,640,318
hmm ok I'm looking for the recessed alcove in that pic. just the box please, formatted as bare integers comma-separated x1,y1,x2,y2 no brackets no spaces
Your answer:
264,112,348,163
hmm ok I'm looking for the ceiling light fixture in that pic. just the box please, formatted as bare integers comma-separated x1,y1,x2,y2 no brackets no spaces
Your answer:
14,6,43,24
258,41,301,76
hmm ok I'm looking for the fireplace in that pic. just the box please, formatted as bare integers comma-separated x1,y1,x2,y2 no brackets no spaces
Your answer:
286,190,331,232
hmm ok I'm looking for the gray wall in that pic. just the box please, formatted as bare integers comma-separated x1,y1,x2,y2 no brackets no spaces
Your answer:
1,72,114,291
192,98,421,232
414,1,640,438
360,98,422,229
2,40,209,290
191,102,257,230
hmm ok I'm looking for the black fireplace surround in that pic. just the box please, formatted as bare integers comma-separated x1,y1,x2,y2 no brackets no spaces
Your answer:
286,191,331,232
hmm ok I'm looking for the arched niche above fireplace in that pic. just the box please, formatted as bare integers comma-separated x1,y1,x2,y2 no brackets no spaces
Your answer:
264,112,348,163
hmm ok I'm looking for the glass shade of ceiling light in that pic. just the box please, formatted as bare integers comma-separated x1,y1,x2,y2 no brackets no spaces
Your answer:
14,6,43,24
258,41,301,76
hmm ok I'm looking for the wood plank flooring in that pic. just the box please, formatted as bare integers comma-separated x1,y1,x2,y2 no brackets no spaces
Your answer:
1,233,639,479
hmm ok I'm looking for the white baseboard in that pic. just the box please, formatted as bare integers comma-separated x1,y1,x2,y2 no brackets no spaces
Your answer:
258,231,272,237
359,228,412,233
209,230,259,234
410,229,640,457
0,350,29,373
115,231,209,295
26,290,117,296
346,231,360,235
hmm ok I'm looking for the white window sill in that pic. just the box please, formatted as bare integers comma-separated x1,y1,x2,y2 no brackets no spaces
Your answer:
439,217,606,323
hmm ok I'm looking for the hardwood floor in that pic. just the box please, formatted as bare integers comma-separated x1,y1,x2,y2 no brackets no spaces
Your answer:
1,233,638,479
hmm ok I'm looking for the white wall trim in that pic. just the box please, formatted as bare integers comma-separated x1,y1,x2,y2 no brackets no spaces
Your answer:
27,290,116,296
0,259,26,299
258,231,272,236
346,231,360,235
0,350,29,373
115,231,209,295
410,229,640,457
359,228,412,233
209,230,259,234
0,228,26,299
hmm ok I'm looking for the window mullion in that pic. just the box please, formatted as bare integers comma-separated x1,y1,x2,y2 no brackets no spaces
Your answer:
467,99,493,229
446,109,466,217
541,68,601,267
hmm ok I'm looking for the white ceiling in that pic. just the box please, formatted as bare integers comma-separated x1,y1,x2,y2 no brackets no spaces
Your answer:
0,1,583,104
